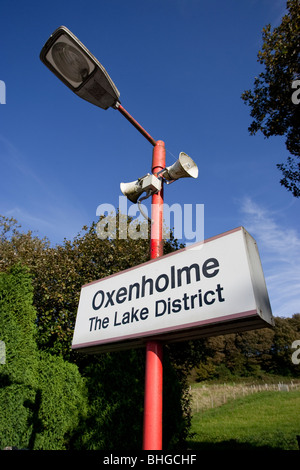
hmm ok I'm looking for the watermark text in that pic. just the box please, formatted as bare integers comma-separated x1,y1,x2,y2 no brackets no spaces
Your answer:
96,196,204,245
291,80,300,105
291,340,300,365
0,340,5,364
0,80,6,104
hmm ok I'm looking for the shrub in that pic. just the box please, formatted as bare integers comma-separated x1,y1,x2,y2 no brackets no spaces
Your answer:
0,265,87,450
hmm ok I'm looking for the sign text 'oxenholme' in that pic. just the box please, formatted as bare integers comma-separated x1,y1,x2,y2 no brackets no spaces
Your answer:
72,227,274,353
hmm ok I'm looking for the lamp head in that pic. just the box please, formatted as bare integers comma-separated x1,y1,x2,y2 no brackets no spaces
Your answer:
40,26,120,109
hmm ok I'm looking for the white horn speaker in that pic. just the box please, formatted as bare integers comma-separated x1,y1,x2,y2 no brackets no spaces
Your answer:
120,179,144,203
162,152,198,181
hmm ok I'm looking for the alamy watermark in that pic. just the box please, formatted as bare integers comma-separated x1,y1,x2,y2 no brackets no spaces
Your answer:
291,80,300,105
0,340,6,365
96,196,204,244
0,80,6,104
291,340,300,365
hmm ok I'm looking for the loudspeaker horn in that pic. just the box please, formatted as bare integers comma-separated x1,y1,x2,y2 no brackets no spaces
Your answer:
161,152,198,181
120,179,144,203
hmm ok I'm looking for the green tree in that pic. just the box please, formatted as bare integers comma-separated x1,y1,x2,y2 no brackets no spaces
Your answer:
235,328,274,375
0,265,39,449
241,0,300,197
0,265,87,450
271,315,300,375
191,315,300,381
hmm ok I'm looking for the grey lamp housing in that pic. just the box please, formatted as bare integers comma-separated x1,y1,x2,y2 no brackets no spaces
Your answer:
40,26,120,110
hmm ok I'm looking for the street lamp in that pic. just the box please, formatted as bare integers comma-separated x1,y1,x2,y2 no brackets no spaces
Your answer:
40,26,120,110
40,26,198,451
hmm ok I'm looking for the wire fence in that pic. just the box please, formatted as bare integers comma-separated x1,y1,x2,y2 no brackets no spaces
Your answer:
189,380,300,413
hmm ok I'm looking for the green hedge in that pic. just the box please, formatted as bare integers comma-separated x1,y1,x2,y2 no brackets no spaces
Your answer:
0,265,87,449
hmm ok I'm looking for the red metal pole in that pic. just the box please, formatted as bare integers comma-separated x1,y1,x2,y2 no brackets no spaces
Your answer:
150,140,165,259
115,104,165,449
143,140,165,450
116,104,157,146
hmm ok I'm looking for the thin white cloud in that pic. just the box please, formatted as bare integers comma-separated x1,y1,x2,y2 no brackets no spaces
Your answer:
240,197,300,317
0,134,89,245
0,134,45,188
4,205,89,245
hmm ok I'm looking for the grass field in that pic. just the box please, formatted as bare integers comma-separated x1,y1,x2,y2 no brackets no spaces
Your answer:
188,390,300,450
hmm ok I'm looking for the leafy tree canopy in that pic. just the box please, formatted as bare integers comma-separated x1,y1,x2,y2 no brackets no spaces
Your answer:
241,0,300,197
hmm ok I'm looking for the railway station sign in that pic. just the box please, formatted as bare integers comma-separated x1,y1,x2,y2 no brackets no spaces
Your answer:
72,227,274,353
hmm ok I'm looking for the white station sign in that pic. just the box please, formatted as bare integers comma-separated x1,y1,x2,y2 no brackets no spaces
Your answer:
72,227,274,353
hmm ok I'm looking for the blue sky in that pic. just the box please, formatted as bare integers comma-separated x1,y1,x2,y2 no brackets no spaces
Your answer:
0,0,299,318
